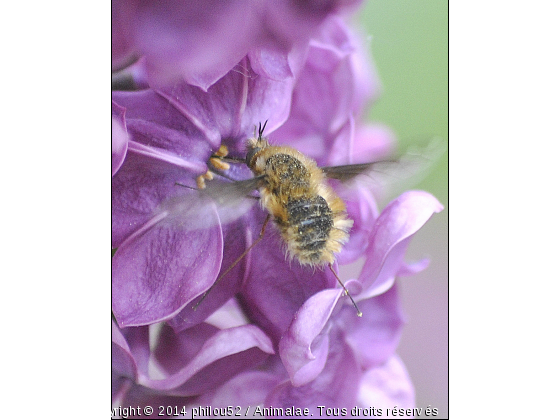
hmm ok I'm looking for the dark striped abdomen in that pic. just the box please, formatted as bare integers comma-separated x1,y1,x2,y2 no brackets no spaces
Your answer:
285,196,334,263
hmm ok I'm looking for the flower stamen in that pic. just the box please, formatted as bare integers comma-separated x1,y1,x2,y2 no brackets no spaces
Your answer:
196,171,214,189
197,145,233,189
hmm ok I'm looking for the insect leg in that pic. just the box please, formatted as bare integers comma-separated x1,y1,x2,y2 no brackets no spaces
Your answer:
328,263,363,317
192,214,271,311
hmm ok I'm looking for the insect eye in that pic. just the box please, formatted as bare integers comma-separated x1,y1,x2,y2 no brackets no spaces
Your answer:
246,146,261,167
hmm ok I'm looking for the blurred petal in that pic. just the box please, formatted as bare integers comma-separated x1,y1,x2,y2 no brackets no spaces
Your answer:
357,355,415,416
209,371,280,409
337,185,379,265
358,191,444,296
111,0,137,71
112,0,359,88
338,283,405,369
123,0,258,89
248,46,293,81
351,123,396,164
397,257,431,277
111,320,139,381
120,384,198,418
269,16,382,166
112,102,128,176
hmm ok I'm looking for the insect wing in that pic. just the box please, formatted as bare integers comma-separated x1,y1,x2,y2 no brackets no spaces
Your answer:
158,177,261,231
322,138,446,196
321,162,386,182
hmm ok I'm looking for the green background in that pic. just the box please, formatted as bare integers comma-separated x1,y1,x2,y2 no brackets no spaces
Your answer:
358,2,448,417
359,0,448,205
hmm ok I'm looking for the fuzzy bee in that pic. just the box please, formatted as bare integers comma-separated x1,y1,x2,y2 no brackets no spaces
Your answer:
165,122,439,317
242,122,362,314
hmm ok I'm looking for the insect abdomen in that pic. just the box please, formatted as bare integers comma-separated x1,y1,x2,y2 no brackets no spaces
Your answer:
248,142,353,266
284,196,334,264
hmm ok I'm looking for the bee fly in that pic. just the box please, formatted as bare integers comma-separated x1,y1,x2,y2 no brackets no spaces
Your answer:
176,121,372,317
175,121,441,316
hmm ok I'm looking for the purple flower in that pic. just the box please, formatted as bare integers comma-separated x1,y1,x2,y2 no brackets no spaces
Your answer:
268,16,392,168
112,0,360,89
112,282,420,416
112,303,275,407
112,2,444,416
112,101,128,176
112,57,295,327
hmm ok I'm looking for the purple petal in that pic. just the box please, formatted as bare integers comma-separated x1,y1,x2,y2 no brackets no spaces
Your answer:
156,59,294,155
112,0,358,89
397,258,431,277
324,117,354,166
203,298,251,329
239,58,295,137
125,0,259,89
267,332,360,415
269,39,355,157
357,355,415,414
209,371,281,409
279,288,342,386
112,376,133,406
337,185,379,265
263,1,361,50
351,123,396,164
336,283,405,369
154,323,219,375
112,321,151,401
112,101,128,176
111,320,138,381
345,19,382,115
111,0,136,71
120,384,199,417
358,191,444,296
268,17,377,166
167,216,253,332
111,152,208,249
112,213,223,327
248,46,293,81
240,216,336,342
112,89,218,156
140,325,275,396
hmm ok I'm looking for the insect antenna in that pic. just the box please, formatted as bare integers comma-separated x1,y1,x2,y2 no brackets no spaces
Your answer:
328,263,362,317
258,120,268,139
192,214,271,311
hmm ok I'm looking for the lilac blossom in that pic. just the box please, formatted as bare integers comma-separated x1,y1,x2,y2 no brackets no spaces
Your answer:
112,101,128,176
112,1,443,416
112,0,360,89
112,280,419,417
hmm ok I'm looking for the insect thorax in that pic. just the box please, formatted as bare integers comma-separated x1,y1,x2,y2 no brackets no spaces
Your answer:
250,148,347,265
